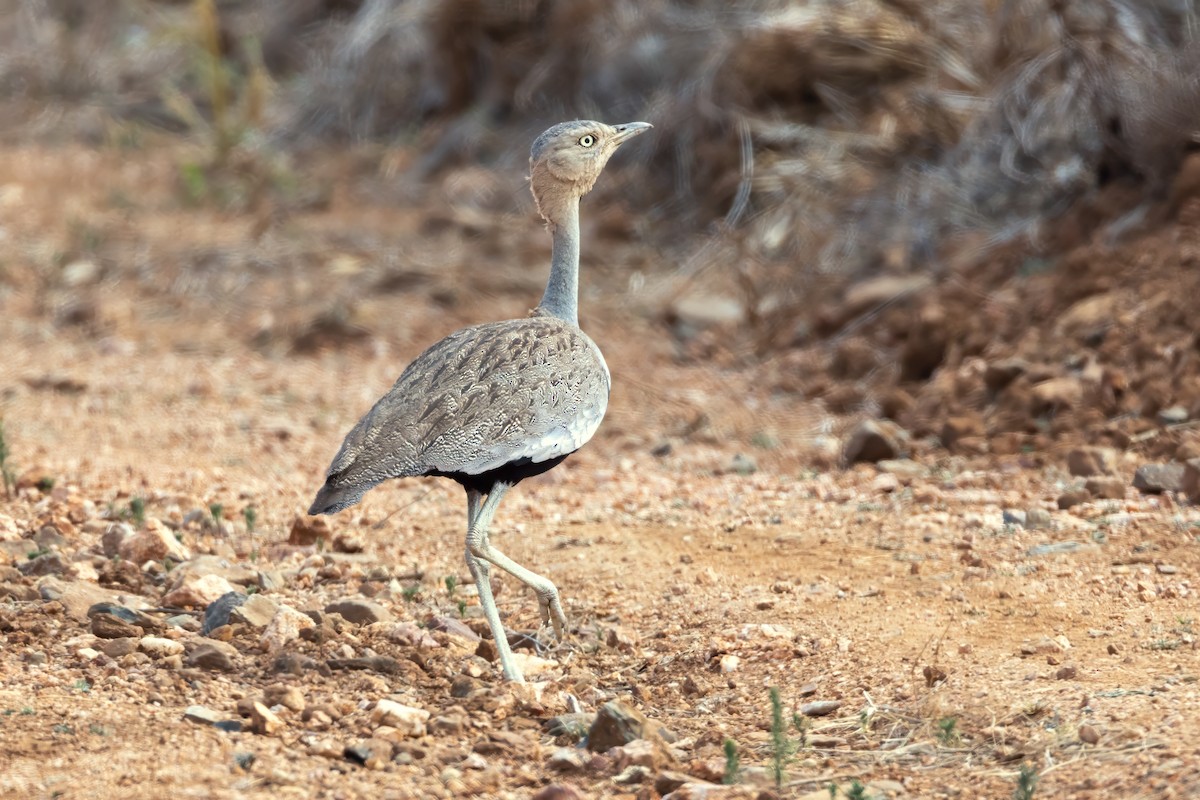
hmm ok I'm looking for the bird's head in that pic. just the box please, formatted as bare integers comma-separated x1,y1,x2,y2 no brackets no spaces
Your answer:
529,119,652,227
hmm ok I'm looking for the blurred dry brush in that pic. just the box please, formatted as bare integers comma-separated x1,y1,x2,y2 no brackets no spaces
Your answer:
4,0,1200,301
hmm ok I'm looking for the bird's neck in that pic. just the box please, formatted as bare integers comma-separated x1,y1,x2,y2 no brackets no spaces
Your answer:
536,197,581,327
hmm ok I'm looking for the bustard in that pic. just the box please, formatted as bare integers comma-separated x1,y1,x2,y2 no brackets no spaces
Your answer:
308,120,652,682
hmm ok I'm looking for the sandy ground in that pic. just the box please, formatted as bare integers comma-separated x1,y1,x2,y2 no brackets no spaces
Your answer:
1,145,1198,800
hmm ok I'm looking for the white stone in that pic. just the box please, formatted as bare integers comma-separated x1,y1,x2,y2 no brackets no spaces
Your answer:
162,573,236,607
371,700,429,737
118,520,190,565
510,652,559,677
72,560,100,583
231,593,279,628
260,604,315,653
139,636,185,658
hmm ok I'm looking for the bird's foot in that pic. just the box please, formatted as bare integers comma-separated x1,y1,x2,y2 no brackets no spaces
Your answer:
536,591,568,641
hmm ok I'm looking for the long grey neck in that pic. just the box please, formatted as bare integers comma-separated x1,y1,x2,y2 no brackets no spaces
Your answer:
536,197,581,326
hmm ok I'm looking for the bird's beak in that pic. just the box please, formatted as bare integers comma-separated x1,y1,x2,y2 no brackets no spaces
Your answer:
612,121,652,145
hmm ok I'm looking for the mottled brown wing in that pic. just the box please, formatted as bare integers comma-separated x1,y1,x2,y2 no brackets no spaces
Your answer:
323,316,610,491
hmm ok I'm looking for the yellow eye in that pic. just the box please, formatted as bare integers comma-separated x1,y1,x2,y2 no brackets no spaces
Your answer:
579,134,596,147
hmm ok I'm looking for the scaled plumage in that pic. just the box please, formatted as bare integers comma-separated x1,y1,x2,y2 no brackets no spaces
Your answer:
308,119,651,682
309,315,610,513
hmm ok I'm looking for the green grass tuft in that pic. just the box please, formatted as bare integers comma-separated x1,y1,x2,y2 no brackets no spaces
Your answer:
722,738,740,785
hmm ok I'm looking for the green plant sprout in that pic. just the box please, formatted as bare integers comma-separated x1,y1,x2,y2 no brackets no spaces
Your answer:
722,738,740,785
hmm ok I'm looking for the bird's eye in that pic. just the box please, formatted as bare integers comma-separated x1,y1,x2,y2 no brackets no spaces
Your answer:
579,134,596,147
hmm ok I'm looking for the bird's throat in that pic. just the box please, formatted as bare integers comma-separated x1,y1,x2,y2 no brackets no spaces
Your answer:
537,196,581,326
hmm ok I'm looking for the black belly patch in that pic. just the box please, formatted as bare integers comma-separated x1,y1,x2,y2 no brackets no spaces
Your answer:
428,453,572,494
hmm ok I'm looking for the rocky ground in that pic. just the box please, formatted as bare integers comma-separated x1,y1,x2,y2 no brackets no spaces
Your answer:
1,144,1199,800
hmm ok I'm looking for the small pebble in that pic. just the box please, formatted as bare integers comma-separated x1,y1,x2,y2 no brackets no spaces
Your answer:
249,701,284,735
800,700,842,717
183,705,222,726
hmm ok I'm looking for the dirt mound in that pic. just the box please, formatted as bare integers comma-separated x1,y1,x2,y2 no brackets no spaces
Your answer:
766,153,1200,463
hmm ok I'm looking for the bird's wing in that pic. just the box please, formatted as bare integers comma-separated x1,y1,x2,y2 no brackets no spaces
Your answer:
323,316,610,489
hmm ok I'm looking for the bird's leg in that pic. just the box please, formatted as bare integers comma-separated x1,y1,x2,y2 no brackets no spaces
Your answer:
466,483,568,642
464,489,524,683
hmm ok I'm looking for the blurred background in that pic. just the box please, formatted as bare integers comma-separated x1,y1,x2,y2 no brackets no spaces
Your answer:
4,0,1200,470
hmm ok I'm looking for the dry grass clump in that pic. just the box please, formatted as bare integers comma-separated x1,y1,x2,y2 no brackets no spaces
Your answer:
277,0,1200,278
0,0,188,141
5,1,1199,289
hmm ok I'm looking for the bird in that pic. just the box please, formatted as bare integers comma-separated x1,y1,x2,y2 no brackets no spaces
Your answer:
308,119,652,683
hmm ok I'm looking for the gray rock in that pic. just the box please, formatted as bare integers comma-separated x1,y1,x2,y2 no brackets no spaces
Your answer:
184,705,222,726
1132,463,1185,494
201,591,248,635
799,700,842,717
325,598,392,625
1002,509,1027,527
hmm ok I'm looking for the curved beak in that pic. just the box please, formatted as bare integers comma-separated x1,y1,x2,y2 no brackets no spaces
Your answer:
613,121,653,145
